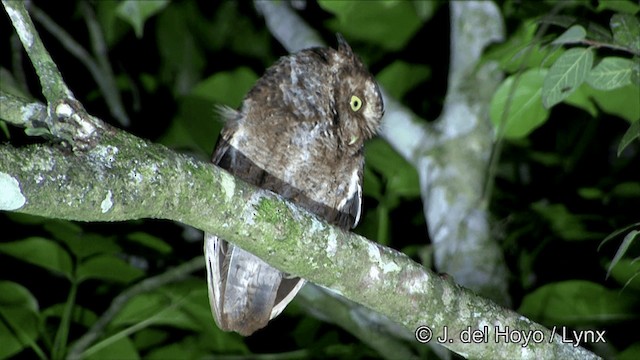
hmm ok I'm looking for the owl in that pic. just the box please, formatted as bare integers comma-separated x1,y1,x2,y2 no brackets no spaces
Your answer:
204,34,384,336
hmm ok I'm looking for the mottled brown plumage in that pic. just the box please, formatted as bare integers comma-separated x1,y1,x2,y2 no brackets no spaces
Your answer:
204,34,384,336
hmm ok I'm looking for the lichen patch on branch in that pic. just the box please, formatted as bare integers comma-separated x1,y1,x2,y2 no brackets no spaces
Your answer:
0,173,27,210
100,190,113,213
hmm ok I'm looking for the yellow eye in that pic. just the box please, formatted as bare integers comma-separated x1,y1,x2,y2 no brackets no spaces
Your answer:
350,95,363,112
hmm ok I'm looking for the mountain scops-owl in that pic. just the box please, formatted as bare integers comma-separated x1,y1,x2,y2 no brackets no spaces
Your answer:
204,34,384,336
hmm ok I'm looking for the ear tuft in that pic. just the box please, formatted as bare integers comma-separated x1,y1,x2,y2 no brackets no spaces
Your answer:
336,33,354,57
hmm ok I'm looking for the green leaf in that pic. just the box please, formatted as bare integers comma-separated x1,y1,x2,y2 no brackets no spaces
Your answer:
563,82,598,117
483,19,566,73
619,343,640,360
44,220,121,259
376,61,430,99
145,338,209,360
598,222,640,250
610,13,640,53
0,237,73,280
585,84,640,122
605,230,638,279
319,0,423,50
518,280,637,325
531,202,601,241
156,4,205,96
611,182,640,197
112,292,200,331
542,48,594,108
618,120,640,156
77,255,145,283
490,69,550,139
0,281,41,360
127,232,172,254
191,67,258,106
132,329,169,352
596,0,640,14
608,258,640,291
42,304,98,329
577,187,603,200
160,67,258,153
85,336,140,360
551,25,587,45
364,138,420,198
586,57,636,90
116,0,169,38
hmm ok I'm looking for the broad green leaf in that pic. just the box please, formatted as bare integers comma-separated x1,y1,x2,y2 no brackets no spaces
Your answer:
490,69,549,139
518,280,637,325
146,338,207,360
577,187,604,199
364,138,420,198
191,67,257,107
610,13,640,52
596,0,640,14
0,281,40,360
608,258,640,291
44,220,120,259
587,22,614,43
0,237,72,279
585,84,640,122
363,165,383,200
77,255,145,283
552,25,587,45
612,182,640,197
160,68,258,153
156,5,205,96
618,120,640,156
319,0,423,50
111,285,203,331
132,329,168,352
116,0,169,38
542,48,594,108
5,213,48,225
619,343,640,360
42,304,98,329
377,61,430,99
95,1,130,46
85,336,140,360
531,202,601,241
563,83,598,117
587,57,635,90
127,232,172,254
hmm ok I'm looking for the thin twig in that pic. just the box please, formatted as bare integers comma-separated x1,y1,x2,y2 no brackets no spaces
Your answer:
79,2,131,126
2,0,74,102
30,4,130,127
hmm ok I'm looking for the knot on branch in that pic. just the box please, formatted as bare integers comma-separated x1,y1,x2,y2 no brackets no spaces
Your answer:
50,98,102,151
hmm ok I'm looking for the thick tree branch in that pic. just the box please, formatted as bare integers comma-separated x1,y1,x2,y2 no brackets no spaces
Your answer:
0,94,597,359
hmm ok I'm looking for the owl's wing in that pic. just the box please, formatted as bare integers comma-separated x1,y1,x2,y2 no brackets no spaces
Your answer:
205,233,301,335
205,123,306,335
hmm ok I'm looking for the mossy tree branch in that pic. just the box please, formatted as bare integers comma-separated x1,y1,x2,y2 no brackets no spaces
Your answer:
0,94,598,359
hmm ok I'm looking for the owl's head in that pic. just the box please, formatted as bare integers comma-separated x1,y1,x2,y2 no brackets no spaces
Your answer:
330,34,384,148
